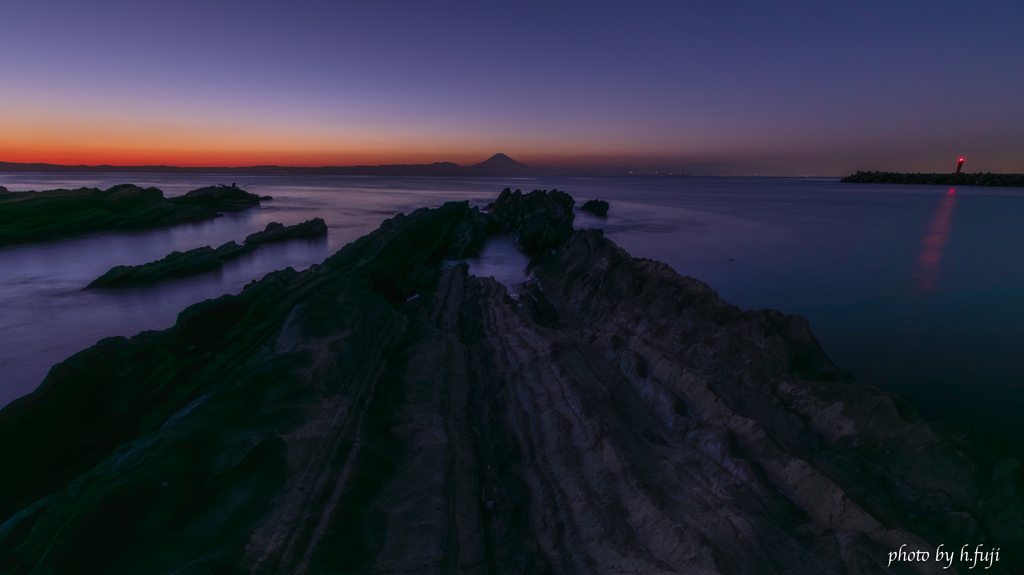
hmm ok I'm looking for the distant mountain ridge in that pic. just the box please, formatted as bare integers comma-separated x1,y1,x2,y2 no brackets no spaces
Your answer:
0,155,759,177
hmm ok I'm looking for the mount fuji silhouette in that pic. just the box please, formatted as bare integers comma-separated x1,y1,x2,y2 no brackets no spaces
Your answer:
463,153,531,175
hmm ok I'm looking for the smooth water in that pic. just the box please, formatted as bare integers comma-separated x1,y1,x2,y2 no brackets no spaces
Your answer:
1,173,1022,453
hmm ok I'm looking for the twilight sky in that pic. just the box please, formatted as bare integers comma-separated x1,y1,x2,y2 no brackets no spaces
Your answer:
2,0,1022,174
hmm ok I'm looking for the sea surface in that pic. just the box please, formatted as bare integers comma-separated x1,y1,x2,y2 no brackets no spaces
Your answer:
2,173,1022,454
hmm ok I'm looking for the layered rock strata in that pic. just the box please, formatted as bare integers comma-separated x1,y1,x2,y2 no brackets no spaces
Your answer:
87,218,328,288
0,183,265,246
0,191,1020,574
486,188,573,253
243,218,328,246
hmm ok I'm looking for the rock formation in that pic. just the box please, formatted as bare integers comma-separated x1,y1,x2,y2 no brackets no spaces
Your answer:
87,218,328,288
167,183,263,212
214,240,257,260
0,191,1020,574
87,246,224,288
486,187,574,254
841,171,1024,188
0,183,265,246
580,198,610,217
243,218,328,246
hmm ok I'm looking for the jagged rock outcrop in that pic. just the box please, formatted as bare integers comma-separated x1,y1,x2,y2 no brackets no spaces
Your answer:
0,191,1020,574
87,246,223,288
167,183,263,212
486,187,575,253
214,240,257,260
841,171,1024,188
243,218,327,246
580,198,609,217
87,219,328,288
0,183,265,246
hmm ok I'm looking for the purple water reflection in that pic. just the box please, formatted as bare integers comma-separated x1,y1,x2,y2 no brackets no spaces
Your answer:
916,191,957,291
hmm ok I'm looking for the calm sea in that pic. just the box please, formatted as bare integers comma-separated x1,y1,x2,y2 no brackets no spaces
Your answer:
1,173,1022,454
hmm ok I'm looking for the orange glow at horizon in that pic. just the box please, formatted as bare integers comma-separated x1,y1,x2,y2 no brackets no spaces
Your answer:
0,111,721,168
0,140,688,169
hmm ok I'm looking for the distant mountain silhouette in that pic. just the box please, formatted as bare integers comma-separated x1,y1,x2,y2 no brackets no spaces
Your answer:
464,153,531,175
0,155,760,177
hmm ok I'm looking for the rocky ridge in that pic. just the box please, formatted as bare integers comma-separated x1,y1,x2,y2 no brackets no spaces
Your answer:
87,218,327,288
0,189,1020,574
0,183,265,246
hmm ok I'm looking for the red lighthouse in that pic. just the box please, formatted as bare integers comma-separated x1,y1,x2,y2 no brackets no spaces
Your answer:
956,157,964,173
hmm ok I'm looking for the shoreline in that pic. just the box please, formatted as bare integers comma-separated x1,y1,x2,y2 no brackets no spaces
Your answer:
1,188,1020,572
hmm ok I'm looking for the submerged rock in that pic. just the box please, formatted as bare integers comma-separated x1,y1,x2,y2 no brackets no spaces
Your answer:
581,198,609,217
1,190,1021,573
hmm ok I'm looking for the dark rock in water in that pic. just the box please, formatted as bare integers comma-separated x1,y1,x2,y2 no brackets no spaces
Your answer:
87,219,329,288
168,183,263,212
213,240,256,261
243,217,327,246
0,185,9,195
0,184,219,246
86,246,222,288
259,195,273,201
0,182,269,246
581,198,610,217
1,191,1021,573
486,187,574,253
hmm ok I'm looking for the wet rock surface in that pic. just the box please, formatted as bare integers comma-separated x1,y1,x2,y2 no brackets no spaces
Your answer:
87,219,328,288
0,183,264,246
1,191,1021,574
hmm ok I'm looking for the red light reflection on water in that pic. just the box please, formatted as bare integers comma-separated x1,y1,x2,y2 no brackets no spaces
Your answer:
916,191,957,290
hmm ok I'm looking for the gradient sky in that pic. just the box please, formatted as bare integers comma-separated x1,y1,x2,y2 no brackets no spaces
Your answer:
2,0,1022,174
